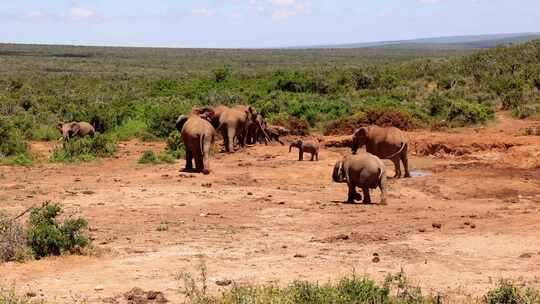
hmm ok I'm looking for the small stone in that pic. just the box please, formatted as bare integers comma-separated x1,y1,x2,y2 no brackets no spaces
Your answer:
215,279,232,286
372,256,380,263
432,223,442,229
26,292,37,298
470,224,476,229
247,192,253,196
419,228,426,233
520,253,533,259
82,190,95,195
294,254,306,258
94,286,104,291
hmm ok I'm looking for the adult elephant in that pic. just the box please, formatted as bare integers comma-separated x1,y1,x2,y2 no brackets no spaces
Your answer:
247,113,268,145
176,114,216,175
351,125,410,178
218,105,269,153
193,105,229,129
57,121,95,141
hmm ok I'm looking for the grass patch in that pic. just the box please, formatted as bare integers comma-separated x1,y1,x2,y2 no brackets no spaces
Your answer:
138,150,176,165
0,154,34,166
110,119,147,141
50,134,117,163
30,125,59,141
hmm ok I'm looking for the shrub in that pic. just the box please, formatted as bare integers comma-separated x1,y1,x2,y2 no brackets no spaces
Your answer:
110,119,147,141
213,66,231,83
26,203,89,258
447,99,494,126
425,92,452,116
483,280,533,304
50,134,117,162
0,118,28,158
0,213,31,262
166,131,186,159
145,102,191,138
31,125,59,141
138,150,176,165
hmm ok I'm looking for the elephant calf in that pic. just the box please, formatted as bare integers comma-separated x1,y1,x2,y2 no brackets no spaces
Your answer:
332,153,387,204
57,122,95,141
289,140,319,161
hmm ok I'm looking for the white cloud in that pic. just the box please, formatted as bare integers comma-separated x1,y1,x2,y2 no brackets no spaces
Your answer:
67,5,97,21
191,8,216,17
249,0,312,21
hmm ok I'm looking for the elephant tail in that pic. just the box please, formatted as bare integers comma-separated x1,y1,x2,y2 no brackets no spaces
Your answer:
199,133,206,155
386,132,407,160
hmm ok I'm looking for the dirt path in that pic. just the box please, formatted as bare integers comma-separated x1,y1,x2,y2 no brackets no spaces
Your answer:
1,114,540,303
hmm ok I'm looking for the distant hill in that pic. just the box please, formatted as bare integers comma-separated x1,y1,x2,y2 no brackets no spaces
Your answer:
292,33,540,49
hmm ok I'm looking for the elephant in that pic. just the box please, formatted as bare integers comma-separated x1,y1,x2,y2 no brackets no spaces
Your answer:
289,140,319,161
351,125,410,178
57,122,95,141
265,125,289,145
193,105,229,129
217,105,269,153
176,114,216,175
247,113,269,145
332,153,387,204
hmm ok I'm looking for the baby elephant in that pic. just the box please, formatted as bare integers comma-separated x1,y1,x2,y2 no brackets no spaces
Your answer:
289,140,319,161
332,153,387,204
57,122,95,141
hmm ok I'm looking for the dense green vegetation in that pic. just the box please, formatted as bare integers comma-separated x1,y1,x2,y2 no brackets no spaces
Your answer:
1,41,539,163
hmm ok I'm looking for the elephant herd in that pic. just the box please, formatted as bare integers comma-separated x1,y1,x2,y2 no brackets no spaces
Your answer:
56,105,411,205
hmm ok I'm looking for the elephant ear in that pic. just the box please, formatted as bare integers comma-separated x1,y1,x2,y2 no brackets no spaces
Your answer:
332,161,345,183
176,115,189,132
70,123,81,135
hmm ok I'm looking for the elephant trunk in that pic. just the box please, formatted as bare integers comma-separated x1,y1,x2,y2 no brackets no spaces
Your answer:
257,121,271,144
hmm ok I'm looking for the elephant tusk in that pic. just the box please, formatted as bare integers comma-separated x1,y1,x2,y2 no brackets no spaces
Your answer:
258,122,271,143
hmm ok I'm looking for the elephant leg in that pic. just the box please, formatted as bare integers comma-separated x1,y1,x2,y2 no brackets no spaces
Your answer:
347,184,359,204
195,154,204,173
402,150,411,178
201,138,212,175
310,153,314,161
379,176,387,204
362,188,372,204
392,158,401,178
227,127,235,153
184,150,194,172
298,148,303,161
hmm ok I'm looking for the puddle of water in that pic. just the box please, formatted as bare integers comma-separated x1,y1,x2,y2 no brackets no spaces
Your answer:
409,170,432,177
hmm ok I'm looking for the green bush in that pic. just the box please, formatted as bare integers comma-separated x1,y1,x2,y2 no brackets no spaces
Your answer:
0,118,28,158
138,150,176,165
145,102,192,138
31,125,59,141
26,203,89,259
166,131,186,159
447,99,494,126
482,280,540,304
50,134,117,162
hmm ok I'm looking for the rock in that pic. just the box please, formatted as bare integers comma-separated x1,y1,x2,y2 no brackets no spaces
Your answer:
294,254,306,258
215,279,232,286
432,223,442,229
419,228,426,233
82,190,95,195
470,224,476,229
247,192,253,196
25,292,37,298
520,253,533,259
372,256,380,263
201,183,212,188
94,286,104,291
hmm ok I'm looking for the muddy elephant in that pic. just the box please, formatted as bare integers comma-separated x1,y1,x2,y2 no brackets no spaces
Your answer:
176,114,216,175
332,153,387,204
218,105,269,153
351,125,410,178
57,122,95,141
289,140,319,161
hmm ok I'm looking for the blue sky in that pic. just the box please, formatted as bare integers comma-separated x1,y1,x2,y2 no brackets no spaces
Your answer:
1,0,539,48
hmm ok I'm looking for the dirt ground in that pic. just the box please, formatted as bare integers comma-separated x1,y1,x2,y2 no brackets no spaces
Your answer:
2,113,540,303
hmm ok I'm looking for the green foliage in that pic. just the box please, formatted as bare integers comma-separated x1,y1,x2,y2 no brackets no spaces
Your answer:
110,119,147,141
0,288,46,304
145,102,192,138
50,134,117,162
0,118,28,158
138,150,176,165
213,66,231,83
166,131,186,158
483,280,540,304
447,99,494,126
26,203,89,259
